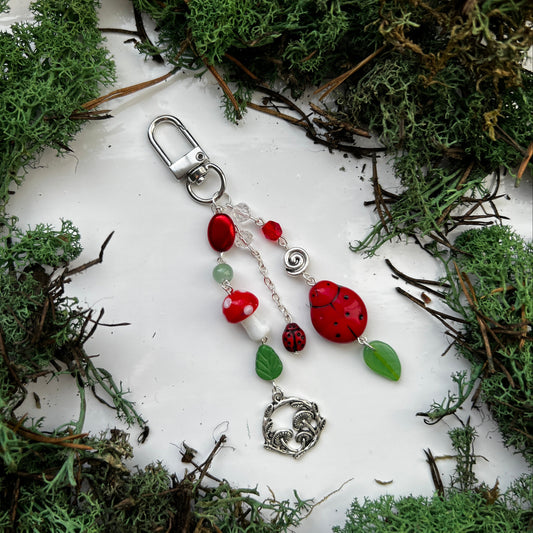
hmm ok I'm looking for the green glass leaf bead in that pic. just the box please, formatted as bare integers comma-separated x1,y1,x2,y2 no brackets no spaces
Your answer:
212,262,233,284
363,340,401,381
255,344,283,381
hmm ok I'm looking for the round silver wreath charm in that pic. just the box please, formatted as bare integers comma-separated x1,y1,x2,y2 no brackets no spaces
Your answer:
262,385,326,459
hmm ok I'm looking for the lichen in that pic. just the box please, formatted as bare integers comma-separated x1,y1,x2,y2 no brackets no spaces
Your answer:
395,225,532,467
135,0,532,252
333,484,532,533
334,427,533,532
0,0,115,211
1,2,531,530
449,225,533,466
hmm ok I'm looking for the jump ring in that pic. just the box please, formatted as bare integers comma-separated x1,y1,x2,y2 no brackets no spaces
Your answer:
186,163,226,205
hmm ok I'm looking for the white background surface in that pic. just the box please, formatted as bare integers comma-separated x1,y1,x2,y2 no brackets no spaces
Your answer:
3,1,532,530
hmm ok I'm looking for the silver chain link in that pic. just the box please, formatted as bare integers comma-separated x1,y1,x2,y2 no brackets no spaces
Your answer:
245,237,293,323
303,272,317,286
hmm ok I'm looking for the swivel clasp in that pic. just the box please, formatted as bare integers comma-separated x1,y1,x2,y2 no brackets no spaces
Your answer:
148,115,226,204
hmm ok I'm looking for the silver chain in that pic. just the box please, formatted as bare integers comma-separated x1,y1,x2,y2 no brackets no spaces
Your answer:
241,230,293,323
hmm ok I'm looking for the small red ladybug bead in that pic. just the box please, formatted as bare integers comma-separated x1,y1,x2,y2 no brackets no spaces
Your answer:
282,322,306,352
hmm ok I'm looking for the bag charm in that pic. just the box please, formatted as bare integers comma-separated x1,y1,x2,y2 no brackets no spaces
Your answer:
148,116,400,455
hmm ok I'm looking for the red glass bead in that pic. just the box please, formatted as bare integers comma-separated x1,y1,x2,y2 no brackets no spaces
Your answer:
309,280,367,343
207,213,235,252
262,220,282,241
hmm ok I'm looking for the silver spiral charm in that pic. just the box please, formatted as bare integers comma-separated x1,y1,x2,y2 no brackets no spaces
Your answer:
284,247,310,277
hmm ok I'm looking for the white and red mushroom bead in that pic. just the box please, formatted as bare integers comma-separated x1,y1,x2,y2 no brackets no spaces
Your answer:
222,290,270,342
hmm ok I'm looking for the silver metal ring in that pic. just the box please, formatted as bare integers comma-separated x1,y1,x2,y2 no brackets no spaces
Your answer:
186,163,227,204
263,386,326,459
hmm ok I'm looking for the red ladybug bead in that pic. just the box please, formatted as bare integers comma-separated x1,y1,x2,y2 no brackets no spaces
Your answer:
207,213,235,252
309,280,367,343
282,322,306,352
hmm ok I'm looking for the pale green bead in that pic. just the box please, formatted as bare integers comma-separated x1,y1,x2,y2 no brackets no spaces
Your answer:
212,263,233,283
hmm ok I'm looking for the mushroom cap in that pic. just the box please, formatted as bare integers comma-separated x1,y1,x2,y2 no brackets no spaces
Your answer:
222,290,259,323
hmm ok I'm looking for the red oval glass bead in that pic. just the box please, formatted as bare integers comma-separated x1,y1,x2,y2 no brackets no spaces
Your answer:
309,280,367,343
262,220,282,241
207,213,235,252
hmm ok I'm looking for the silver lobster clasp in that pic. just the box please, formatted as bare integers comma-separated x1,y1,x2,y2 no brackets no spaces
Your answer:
148,115,226,204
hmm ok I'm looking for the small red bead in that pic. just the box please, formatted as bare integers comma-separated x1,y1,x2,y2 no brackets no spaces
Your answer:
207,213,235,252
262,220,282,241
282,322,306,352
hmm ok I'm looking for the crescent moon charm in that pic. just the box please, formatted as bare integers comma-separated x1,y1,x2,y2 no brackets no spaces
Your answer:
284,247,310,276
263,385,326,458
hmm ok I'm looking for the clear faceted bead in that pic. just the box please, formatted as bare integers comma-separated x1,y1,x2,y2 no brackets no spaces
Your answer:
235,229,253,248
233,202,251,223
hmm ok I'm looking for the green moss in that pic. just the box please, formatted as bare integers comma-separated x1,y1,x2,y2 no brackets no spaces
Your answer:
0,220,83,395
411,225,532,466
0,0,115,210
450,226,533,466
333,487,531,532
334,426,533,532
347,59,532,254
134,0,384,93
1,3,531,530
135,0,532,252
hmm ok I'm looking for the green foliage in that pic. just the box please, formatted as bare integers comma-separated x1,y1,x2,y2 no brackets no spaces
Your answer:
448,425,478,493
2,219,82,270
449,225,533,466
347,61,532,253
136,0,532,252
0,220,145,488
414,225,532,466
378,0,532,91
0,220,82,397
333,487,532,532
420,366,483,423
193,482,313,532
0,0,115,210
1,427,312,532
186,0,351,73
134,0,385,97
12,489,104,532
335,426,532,532
340,1,532,252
